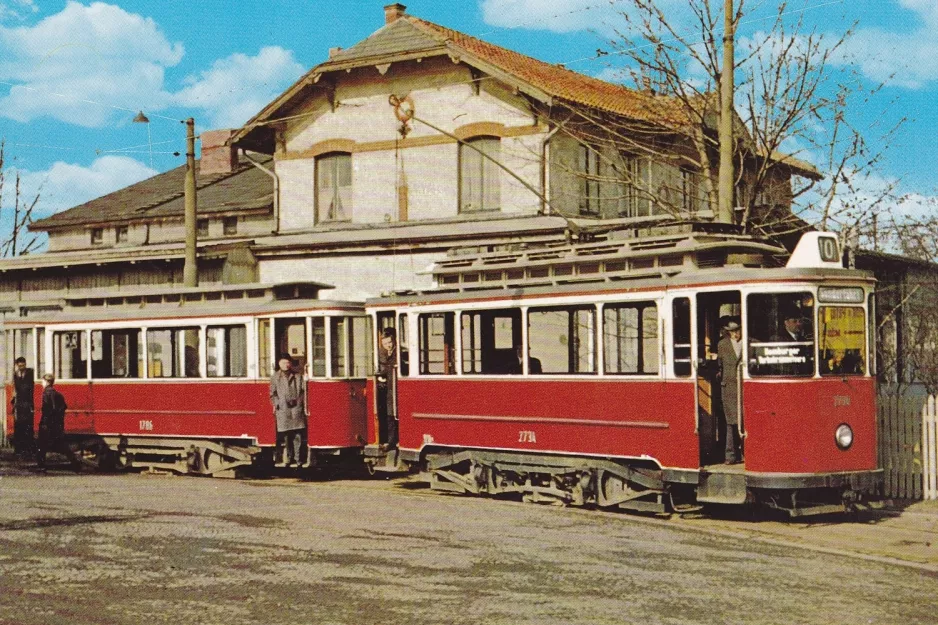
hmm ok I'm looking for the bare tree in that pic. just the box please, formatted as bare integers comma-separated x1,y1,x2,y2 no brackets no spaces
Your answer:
551,0,905,242
0,140,44,257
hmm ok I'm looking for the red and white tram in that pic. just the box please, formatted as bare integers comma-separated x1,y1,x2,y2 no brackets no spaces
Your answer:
365,228,882,515
4,282,372,475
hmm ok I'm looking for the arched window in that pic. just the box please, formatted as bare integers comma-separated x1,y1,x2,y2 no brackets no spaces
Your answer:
316,152,352,222
459,137,500,212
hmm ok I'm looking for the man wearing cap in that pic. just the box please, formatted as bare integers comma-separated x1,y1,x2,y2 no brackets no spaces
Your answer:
269,354,306,467
717,321,743,464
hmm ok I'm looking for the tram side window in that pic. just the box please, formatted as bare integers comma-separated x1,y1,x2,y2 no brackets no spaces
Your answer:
147,328,201,378
603,302,659,375
330,316,372,378
818,307,866,375
90,329,142,378
53,331,88,379
747,292,815,376
310,317,326,377
349,316,373,378
207,325,247,378
461,309,522,374
258,318,271,375
398,313,409,376
418,312,455,375
528,306,596,374
672,298,692,377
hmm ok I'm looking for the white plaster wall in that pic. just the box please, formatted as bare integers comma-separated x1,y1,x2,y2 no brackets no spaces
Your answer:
279,59,545,228
258,252,441,302
402,143,458,220
277,159,316,231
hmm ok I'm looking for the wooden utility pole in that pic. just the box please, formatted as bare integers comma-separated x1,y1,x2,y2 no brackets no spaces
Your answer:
183,117,198,287
718,0,736,224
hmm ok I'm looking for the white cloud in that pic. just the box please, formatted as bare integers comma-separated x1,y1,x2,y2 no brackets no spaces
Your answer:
4,155,156,218
840,1,938,88
0,1,183,127
479,0,628,35
172,46,304,129
0,0,37,22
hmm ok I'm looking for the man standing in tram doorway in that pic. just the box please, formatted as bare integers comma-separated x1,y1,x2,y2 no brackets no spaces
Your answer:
377,327,398,450
270,354,307,467
11,356,35,459
717,321,743,464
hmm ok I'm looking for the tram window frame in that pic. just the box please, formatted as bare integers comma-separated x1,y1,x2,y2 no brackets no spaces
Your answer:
672,297,692,377
310,317,327,378
418,312,456,375
206,325,248,378
53,330,89,380
527,305,597,375
257,318,272,376
146,327,201,379
460,308,522,375
603,301,659,375
746,292,815,377
90,329,142,379
397,312,410,377
817,306,867,376
349,316,373,378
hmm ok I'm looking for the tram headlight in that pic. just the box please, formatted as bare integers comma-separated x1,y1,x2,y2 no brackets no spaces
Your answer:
835,424,854,450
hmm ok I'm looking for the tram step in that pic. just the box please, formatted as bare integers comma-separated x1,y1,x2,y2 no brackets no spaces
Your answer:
696,471,747,504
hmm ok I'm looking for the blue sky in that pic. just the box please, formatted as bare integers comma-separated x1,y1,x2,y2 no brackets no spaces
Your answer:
0,0,935,230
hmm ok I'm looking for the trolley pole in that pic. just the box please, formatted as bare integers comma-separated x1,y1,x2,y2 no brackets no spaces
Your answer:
183,117,198,287
718,0,736,225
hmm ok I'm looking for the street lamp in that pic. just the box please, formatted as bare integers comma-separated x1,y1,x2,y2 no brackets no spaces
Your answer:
132,110,153,169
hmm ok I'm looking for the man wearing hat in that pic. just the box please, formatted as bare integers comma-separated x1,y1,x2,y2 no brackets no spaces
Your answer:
717,320,743,464
269,353,307,467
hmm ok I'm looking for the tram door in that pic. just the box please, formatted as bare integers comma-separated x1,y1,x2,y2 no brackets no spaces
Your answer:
695,291,741,466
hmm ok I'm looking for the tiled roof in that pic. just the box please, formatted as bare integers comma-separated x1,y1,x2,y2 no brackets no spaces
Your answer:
30,155,274,230
235,12,689,149
407,17,687,125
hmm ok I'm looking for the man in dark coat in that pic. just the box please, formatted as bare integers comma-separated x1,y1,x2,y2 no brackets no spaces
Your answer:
376,327,398,449
717,321,743,464
270,354,306,467
11,356,35,458
35,373,80,471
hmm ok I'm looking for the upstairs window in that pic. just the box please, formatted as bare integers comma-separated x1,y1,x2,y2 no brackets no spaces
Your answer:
223,216,238,235
579,144,601,216
317,152,352,222
197,219,209,237
460,137,500,212
115,225,129,243
90,228,103,245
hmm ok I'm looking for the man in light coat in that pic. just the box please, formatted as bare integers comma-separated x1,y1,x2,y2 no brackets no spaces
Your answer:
270,354,306,467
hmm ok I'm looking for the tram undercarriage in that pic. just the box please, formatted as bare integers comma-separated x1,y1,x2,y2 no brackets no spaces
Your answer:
422,449,883,517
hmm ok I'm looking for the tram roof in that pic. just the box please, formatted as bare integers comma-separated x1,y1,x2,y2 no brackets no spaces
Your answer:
367,265,875,308
4,281,365,326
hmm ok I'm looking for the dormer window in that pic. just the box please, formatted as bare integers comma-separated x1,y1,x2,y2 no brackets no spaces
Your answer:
91,228,103,245
115,225,128,243
316,152,352,222
223,216,238,235
460,137,500,213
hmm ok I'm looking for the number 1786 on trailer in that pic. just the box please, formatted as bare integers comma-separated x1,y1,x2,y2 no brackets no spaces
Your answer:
518,430,536,443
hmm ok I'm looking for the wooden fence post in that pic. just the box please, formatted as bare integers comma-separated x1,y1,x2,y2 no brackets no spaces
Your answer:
924,396,937,501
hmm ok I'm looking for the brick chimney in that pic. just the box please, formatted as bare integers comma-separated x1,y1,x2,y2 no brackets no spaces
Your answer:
384,3,406,24
200,129,238,176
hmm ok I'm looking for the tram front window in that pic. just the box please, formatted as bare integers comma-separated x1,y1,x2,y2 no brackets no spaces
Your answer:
747,292,815,377
818,306,866,375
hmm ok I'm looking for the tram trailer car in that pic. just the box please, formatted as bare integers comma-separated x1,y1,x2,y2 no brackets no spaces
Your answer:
364,231,882,516
4,282,373,475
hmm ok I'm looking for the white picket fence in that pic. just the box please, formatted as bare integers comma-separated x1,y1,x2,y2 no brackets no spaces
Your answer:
923,396,938,500
879,393,938,500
